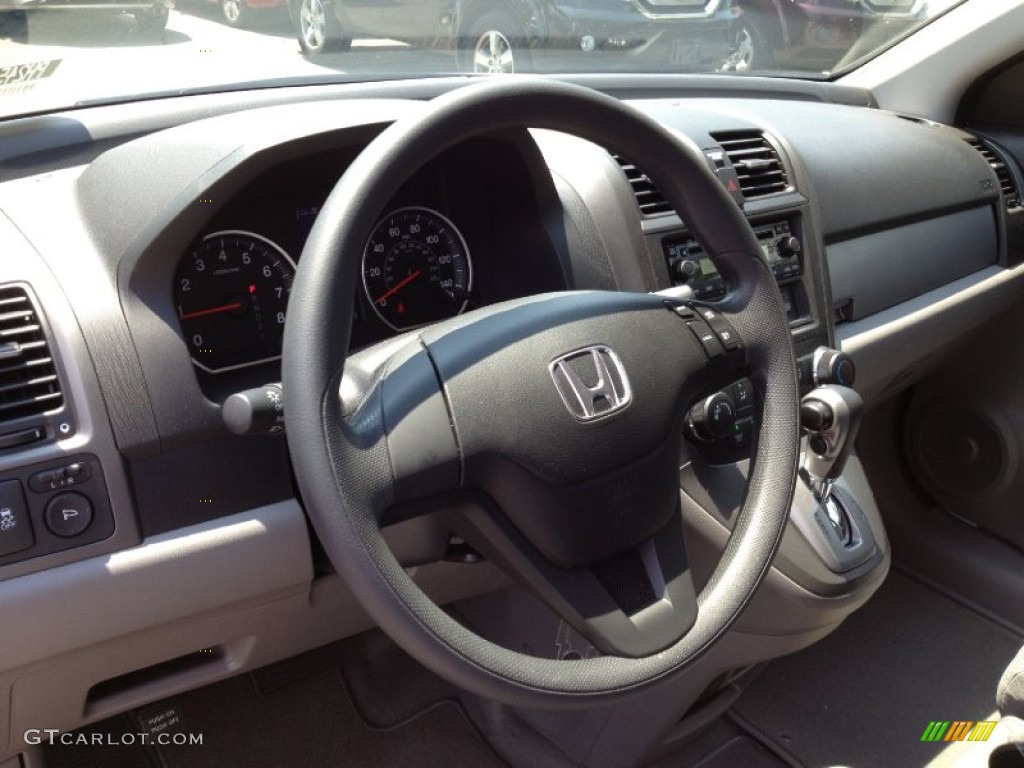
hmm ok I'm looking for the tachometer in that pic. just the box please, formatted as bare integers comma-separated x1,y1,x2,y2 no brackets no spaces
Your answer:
362,207,473,330
174,230,295,373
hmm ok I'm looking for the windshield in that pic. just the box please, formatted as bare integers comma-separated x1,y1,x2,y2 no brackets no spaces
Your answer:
0,0,962,119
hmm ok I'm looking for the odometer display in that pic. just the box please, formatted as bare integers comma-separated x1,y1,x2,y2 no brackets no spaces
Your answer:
362,207,473,330
174,230,295,373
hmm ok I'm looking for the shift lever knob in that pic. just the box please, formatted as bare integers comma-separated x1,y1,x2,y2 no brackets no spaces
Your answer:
800,385,862,501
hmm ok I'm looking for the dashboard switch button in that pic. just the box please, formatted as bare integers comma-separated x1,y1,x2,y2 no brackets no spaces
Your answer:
28,469,59,493
65,463,87,480
0,480,33,556
28,462,92,493
45,492,94,538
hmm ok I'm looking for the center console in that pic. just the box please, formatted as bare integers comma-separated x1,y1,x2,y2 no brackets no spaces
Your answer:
632,151,889,639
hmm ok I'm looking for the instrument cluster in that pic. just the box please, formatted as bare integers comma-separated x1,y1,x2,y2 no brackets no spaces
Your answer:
171,137,565,385
174,206,477,374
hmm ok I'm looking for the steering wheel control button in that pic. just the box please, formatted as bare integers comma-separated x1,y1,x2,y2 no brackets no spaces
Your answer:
686,392,736,443
0,480,34,557
44,492,94,538
686,319,724,358
696,307,741,350
28,461,93,493
729,379,753,410
668,303,695,319
707,397,736,439
729,416,755,448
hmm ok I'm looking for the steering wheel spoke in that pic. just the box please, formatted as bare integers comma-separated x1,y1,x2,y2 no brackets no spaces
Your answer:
446,495,698,658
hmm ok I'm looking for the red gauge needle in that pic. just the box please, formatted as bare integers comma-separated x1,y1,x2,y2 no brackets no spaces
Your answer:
374,269,421,305
179,302,243,321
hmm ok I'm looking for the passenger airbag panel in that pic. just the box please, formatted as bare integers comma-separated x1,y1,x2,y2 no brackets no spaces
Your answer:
827,206,998,320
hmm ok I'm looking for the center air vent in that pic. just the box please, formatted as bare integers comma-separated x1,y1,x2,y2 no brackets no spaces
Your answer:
711,132,789,199
0,286,63,425
612,155,673,216
966,138,1020,209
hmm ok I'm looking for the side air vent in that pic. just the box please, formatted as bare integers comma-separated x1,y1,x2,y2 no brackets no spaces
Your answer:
711,132,789,199
966,138,1021,209
612,155,673,216
0,286,64,424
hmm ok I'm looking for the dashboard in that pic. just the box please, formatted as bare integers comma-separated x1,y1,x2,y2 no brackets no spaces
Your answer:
0,63,1023,757
0,81,1012,553
0,80,1016,554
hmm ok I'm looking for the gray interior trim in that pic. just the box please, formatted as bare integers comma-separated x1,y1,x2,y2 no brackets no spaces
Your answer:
839,263,1024,405
828,206,998,320
0,501,310,671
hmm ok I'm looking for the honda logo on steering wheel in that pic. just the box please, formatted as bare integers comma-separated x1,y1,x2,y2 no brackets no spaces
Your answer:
549,346,632,421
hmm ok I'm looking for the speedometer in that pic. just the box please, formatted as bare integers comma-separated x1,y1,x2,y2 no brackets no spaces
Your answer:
362,207,473,330
174,230,295,373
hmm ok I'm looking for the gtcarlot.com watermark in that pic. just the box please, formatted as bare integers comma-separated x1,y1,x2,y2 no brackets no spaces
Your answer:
24,729,203,747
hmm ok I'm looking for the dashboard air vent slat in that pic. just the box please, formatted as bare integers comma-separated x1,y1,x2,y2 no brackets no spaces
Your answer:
612,155,674,216
711,132,789,199
966,138,1020,209
0,286,64,424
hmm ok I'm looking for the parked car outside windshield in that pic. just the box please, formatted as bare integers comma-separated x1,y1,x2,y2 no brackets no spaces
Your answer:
0,0,960,119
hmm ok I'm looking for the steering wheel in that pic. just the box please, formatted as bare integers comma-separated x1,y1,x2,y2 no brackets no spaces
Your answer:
283,78,799,708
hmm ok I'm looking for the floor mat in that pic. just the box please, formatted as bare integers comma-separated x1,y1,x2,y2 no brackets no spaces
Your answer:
732,570,1023,768
647,716,794,768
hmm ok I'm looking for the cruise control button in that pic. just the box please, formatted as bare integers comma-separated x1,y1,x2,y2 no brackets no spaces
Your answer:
45,492,93,538
0,480,34,556
686,319,724,358
696,308,741,350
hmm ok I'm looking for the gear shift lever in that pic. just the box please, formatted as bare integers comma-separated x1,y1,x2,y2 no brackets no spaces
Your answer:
800,385,863,504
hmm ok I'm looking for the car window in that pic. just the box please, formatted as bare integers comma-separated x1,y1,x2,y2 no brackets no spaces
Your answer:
0,0,964,118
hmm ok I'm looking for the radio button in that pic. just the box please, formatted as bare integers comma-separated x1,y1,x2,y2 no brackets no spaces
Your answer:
776,236,802,258
672,259,700,283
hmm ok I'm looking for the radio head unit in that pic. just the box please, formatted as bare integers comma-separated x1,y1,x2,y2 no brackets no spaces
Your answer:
664,220,803,300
